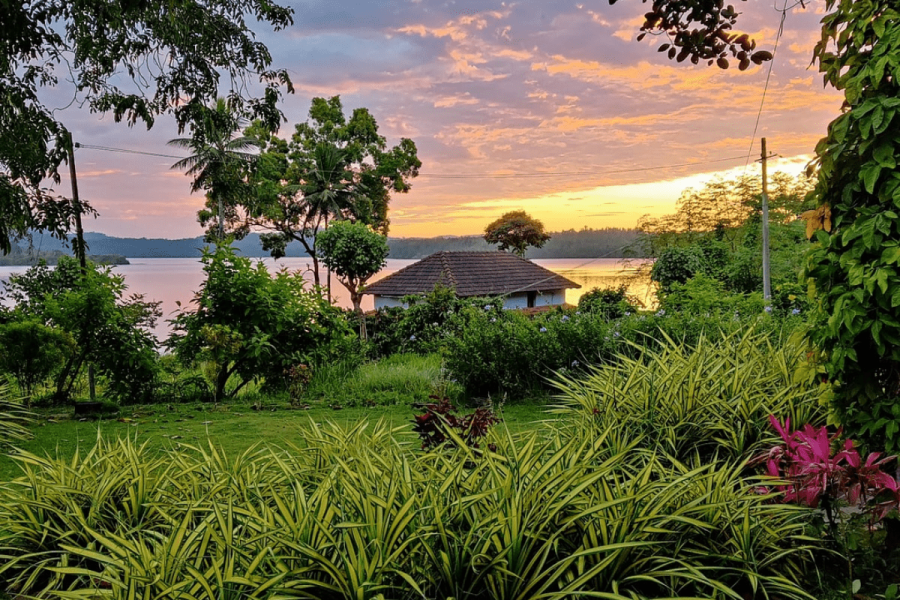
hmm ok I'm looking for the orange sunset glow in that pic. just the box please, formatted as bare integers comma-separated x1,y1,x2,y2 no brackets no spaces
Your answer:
53,1,842,240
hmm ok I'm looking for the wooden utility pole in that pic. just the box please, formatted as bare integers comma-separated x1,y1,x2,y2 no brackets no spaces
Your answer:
66,132,95,400
760,137,771,301
66,131,87,271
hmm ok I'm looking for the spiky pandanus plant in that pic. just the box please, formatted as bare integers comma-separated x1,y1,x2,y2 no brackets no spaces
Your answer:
0,378,31,447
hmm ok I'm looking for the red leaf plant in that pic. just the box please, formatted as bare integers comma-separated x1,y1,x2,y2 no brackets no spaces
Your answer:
759,415,899,530
412,396,500,451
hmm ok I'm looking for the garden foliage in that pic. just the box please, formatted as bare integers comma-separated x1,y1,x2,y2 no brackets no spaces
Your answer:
553,330,823,463
762,416,899,525
0,379,31,446
167,245,355,401
1,257,160,403
444,305,801,397
576,283,639,319
0,420,817,600
803,0,900,451
0,321,73,403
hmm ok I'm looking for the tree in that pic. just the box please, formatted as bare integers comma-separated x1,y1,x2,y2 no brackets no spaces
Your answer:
242,96,420,286
626,0,775,69
483,211,552,257
168,99,259,242
637,173,814,254
0,321,73,405
317,220,390,338
801,0,900,450
0,0,293,254
167,245,354,401
2,257,161,403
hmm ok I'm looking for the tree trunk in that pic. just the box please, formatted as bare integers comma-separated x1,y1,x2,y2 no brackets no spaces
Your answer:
214,363,230,402
217,191,224,241
351,292,366,340
296,236,321,287
311,254,321,288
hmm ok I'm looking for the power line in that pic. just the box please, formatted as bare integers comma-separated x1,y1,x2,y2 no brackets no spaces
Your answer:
75,142,749,180
743,0,789,170
75,143,184,159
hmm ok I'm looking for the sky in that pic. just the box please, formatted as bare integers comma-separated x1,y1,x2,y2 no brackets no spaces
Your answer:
53,0,843,239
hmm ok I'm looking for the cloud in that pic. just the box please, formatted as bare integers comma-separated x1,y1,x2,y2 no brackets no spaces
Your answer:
43,0,840,240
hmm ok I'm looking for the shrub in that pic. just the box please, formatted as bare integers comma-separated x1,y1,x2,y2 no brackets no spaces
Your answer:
660,272,765,316
0,320,73,403
411,396,500,450
366,284,503,357
650,245,705,290
167,245,355,401
552,329,823,463
444,305,798,398
0,424,817,600
2,257,161,404
760,417,899,527
576,283,638,319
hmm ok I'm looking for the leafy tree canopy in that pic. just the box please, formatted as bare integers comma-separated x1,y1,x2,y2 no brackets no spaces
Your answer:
166,245,354,400
638,172,814,253
802,0,900,450
625,0,774,69
168,98,260,242
317,219,389,318
240,96,420,286
484,210,552,257
0,0,294,254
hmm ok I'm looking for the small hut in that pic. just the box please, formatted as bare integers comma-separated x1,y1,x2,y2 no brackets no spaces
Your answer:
362,251,580,309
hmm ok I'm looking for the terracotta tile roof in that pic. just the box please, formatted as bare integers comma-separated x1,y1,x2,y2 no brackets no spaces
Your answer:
363,251,581,298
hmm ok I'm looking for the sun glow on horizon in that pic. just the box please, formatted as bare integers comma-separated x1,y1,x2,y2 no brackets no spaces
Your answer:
389,153,813,237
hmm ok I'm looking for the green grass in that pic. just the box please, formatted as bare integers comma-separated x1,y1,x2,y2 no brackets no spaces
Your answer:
0,400,554,481
303,353,462,406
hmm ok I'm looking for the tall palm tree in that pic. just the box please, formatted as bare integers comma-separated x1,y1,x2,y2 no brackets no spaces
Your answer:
280,143,358,291
168,99,259,241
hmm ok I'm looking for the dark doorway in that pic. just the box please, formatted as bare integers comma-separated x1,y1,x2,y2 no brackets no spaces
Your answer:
527,291,537,308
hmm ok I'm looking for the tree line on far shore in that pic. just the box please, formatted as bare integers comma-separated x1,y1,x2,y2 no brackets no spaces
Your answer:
16,227,645,261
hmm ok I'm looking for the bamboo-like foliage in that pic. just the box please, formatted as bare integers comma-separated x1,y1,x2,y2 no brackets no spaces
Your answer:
0,378,32,447
0,413,819,600
551,329,823,464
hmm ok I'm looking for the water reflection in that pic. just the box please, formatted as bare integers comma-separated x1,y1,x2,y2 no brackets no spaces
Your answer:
1,257,654,340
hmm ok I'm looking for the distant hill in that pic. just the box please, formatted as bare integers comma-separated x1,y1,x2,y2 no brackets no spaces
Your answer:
0,242,128,266
18,228,646,260
388,228,645,259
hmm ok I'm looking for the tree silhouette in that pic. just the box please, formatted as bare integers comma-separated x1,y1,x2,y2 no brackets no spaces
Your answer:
168,99,258,242
484,211,552,257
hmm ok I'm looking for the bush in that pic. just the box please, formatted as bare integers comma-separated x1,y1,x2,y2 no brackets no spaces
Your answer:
365,284,503,357
2,257,161,404
552,329,823,463
650,245,705,290
576,283,639,319
0,320,73,403
167,245,356,401
302,353,460,407
660,272,765,316
444,304,797,398
0,423,817,600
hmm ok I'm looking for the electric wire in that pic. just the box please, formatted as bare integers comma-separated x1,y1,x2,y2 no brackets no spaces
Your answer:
743,0,790,170
75,142,750,180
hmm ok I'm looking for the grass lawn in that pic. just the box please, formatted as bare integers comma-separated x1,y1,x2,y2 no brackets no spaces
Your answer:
0,400,558,481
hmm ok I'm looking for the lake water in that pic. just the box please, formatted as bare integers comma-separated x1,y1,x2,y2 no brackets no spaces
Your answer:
0,257,654,340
